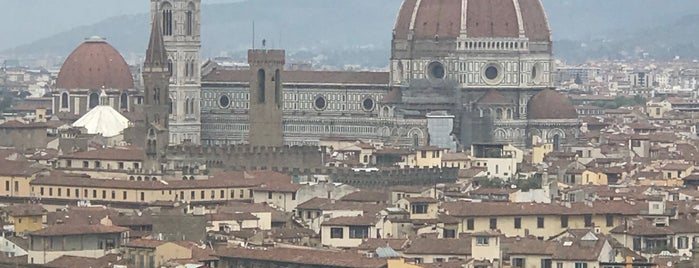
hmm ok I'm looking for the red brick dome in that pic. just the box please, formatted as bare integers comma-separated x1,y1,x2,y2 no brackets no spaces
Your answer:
527,89,578,120
56,36,134,90
394,0,551,42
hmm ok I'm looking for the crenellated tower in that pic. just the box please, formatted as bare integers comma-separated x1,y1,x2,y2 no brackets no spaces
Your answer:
151,0,202,145
248,49,285,146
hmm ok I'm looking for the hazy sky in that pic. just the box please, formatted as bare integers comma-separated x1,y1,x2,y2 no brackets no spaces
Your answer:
0,0,241,50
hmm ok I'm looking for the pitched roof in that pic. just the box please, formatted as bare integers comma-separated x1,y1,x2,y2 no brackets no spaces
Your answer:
59,146,144,161
44,254,120,268
403,237,471,255
442,200,645,217
477,90,511,105
30,224,128,236
215,247,387,268
321,215,378,226
340,190,389,203
0,120,47,129
0,160,44,177
125,238,166,249
2,203,47,217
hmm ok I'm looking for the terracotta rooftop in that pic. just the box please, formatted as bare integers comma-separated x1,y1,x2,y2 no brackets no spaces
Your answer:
59,146,144,161
215,247,387,268
56,37,134,90
403,237,471,255
527,89,578,120
443,200,646,217
125,238,166,249
340,190,389,203
0,120,47,129
44,254,121,268
206,212,259,222
321,215,378,226
0,160,44,177
2,203,47,217
30,224,128,236
394,0,551,41
31,171,275,190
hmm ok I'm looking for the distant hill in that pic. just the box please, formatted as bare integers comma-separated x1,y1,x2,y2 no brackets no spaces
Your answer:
3,0,699,65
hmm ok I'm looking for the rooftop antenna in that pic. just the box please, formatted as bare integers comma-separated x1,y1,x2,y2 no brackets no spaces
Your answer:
252,21,255,50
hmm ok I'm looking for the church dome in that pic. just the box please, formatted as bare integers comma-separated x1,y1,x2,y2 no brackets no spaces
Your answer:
527,89,578,120
56,36,134,90
394,0,551,42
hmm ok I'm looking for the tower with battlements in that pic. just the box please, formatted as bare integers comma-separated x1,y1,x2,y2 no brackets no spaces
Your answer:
248,49,285,146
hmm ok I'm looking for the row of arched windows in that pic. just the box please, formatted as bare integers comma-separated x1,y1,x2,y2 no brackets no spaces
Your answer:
256,68,282,107
161,2,196,37
61,92,129,110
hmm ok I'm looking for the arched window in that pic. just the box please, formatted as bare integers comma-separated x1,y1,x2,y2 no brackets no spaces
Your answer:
161,2,173,36
190,98,196,114
185,98,190,114
167,60,173,78
274,69,281,108
495,108,503,120
88,92,99,109
153,88,160,105
412,133,419,148
257,69,266,103
185,2,195,36
120,92,128,109
184,59,190,78
61,92,69,109
168,98,173,114
553,134,561,151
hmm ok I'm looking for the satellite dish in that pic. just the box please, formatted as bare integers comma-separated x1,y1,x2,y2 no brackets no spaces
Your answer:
667,261,672,267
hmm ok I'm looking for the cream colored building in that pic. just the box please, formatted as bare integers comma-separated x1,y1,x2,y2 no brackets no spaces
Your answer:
27,224,128,264
442,201,645,240
395,197,438,221
125,239,213,268
320,215,379,248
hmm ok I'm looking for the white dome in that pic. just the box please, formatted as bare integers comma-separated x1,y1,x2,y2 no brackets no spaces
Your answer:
72,105,129,137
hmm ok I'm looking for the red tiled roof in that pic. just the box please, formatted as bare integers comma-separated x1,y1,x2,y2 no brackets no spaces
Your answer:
0,120,47,129
60,147,144,161
0,160,44,177
443,200,645,217
321,215,378,226
404,237,471,255
394,0,550,41
215,247,387,268
125,238,166,249
2,204,47,217
56,38,134,90
30,224,128,236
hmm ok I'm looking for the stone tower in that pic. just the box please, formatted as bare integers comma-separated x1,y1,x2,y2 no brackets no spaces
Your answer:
248,49,285,146
151,0,202,145
142,12,171,172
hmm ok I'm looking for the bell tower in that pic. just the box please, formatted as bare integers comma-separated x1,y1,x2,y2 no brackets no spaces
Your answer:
151,0,202,145
142,11,171,172
248,49,285,146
